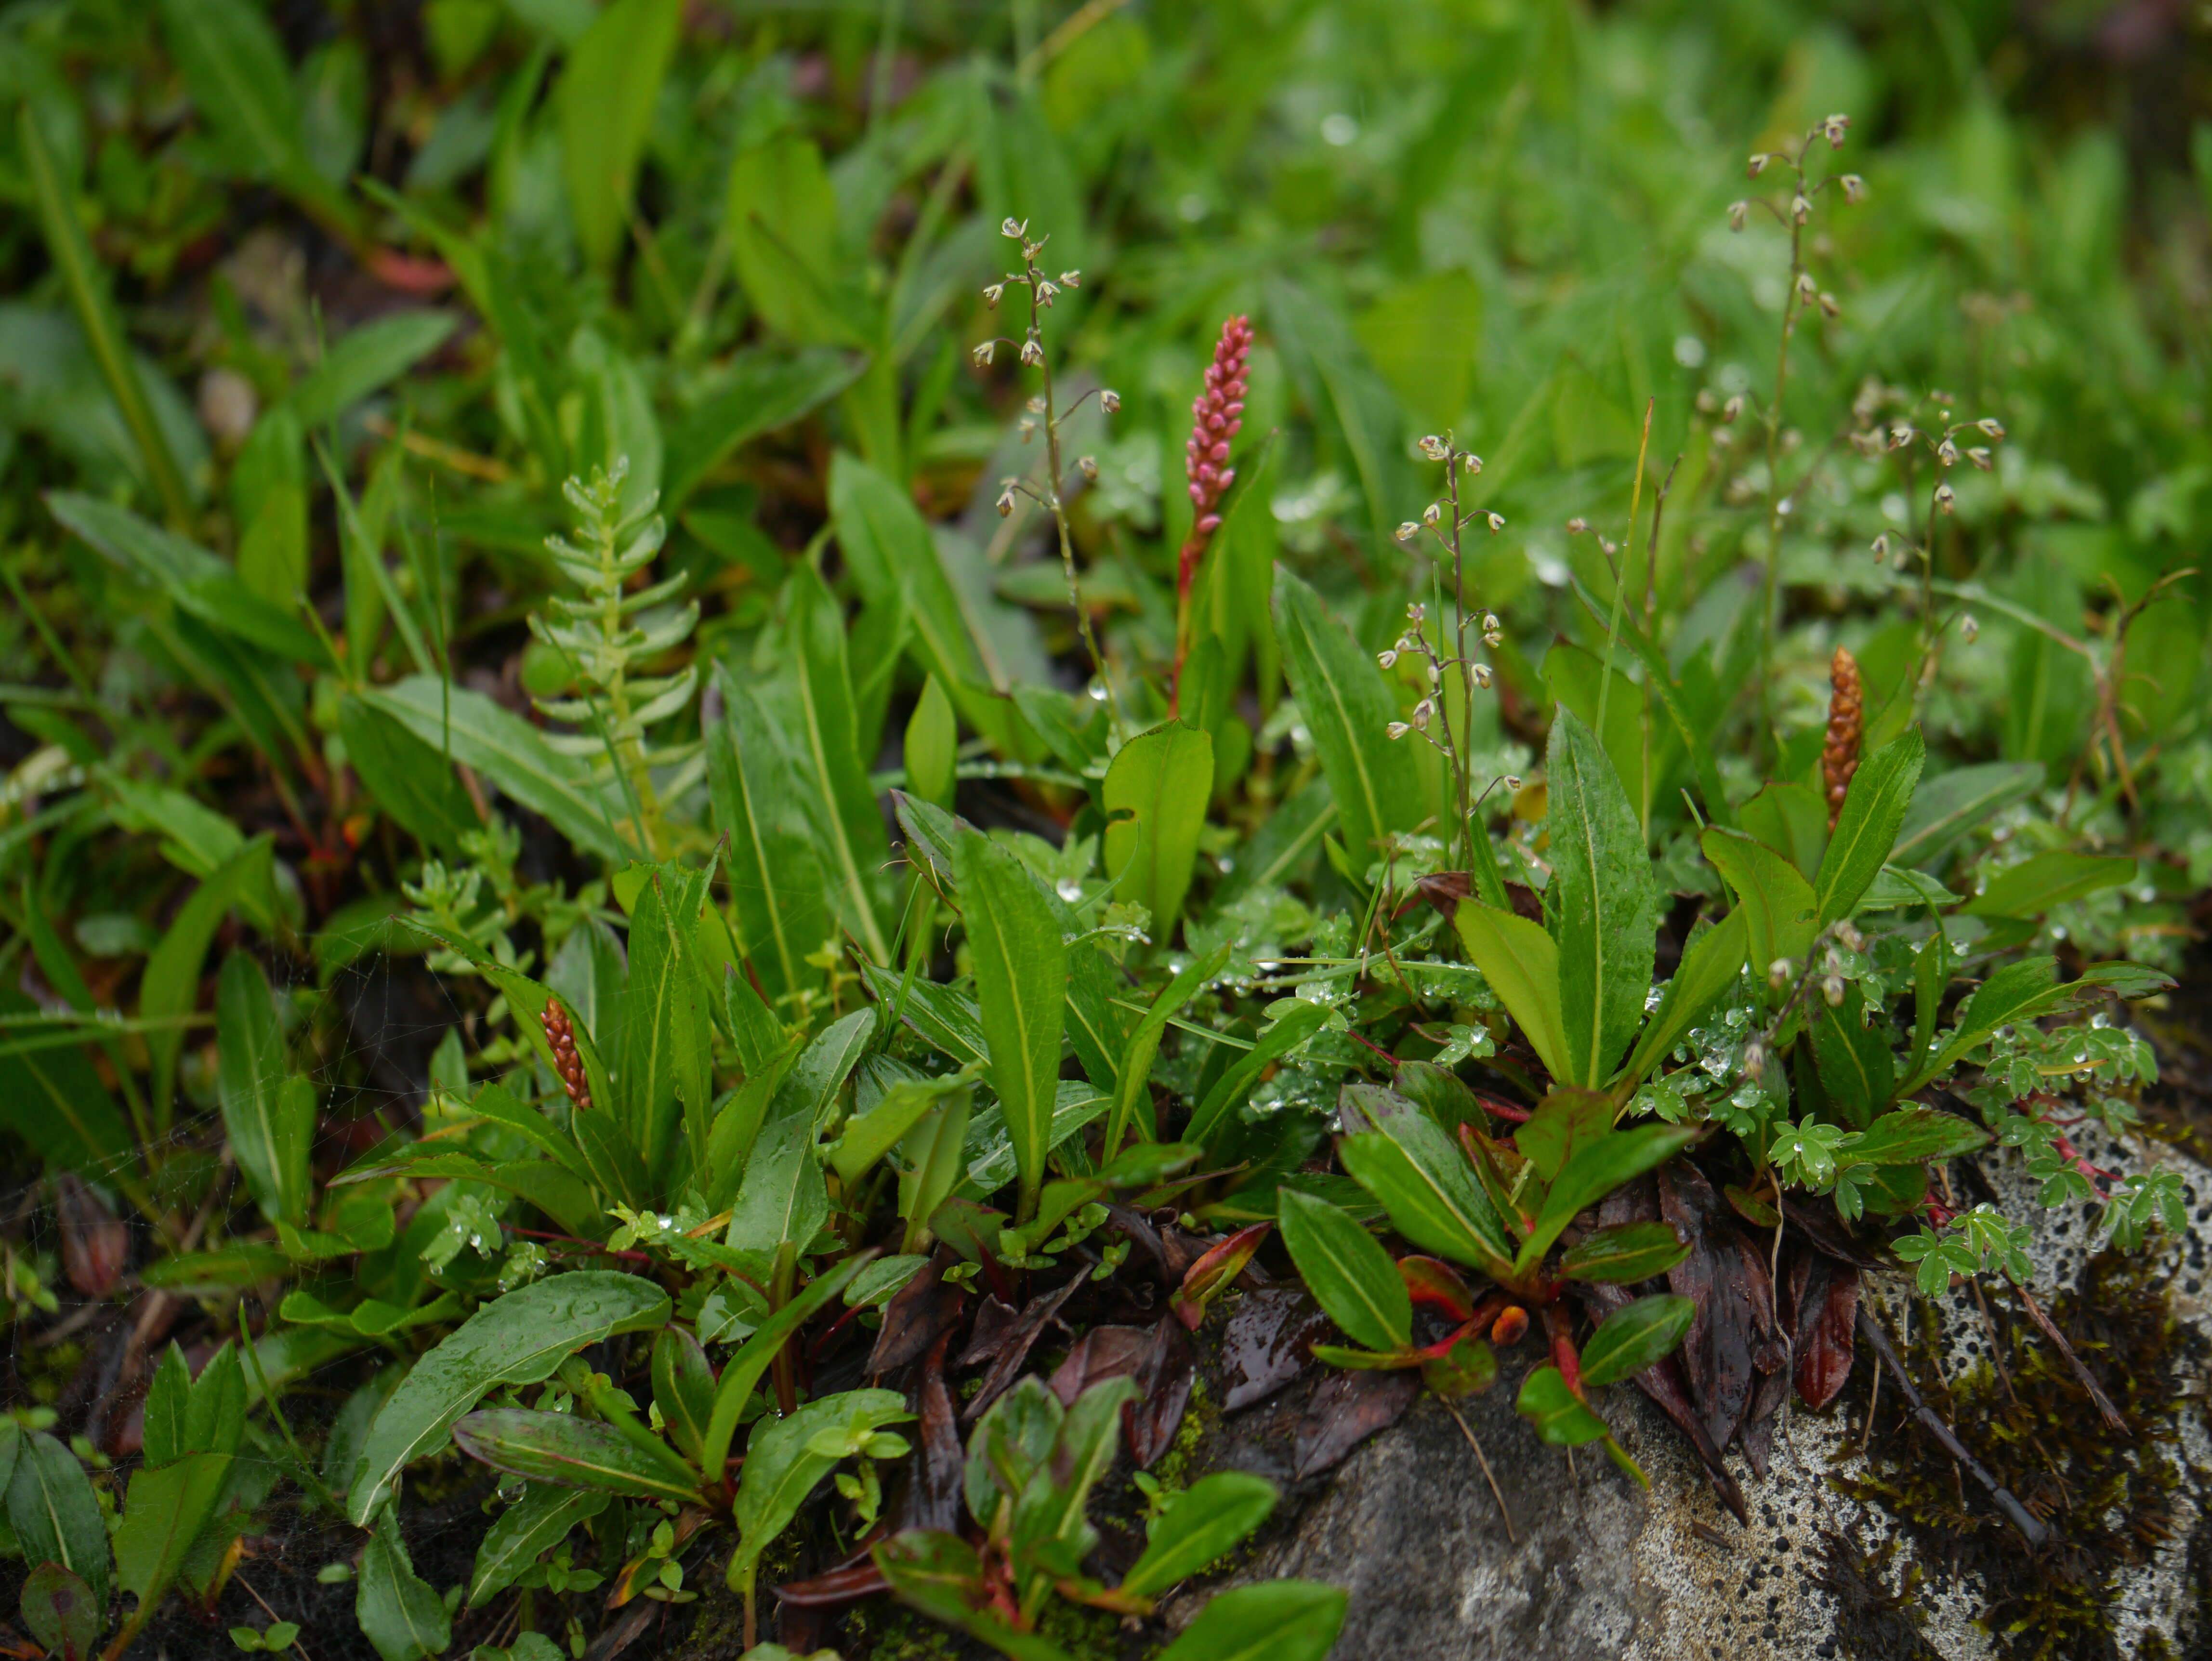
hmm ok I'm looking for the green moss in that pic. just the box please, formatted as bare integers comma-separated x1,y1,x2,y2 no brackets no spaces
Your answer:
1144,1372,1216,1497
1834,1248,2207,1661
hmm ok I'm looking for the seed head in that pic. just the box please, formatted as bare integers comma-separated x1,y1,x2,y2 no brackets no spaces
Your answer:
1566,516,1589,535
996,487,1016,518
1768,957,1794,989
542,999,592,1112
983,283,1004,308
1386,721,1411,741
1503,775,1524,792
1176,315,1256,595
1078,454,1099,482
1823,645,1863,831
1728,200,1750,232
1485,511,1506,533
973,340,995,367
1396,522,1421,542
1977,418,2004,439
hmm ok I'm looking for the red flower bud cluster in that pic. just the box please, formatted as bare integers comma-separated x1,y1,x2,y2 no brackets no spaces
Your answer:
1183,314,1253,562
542,998,592,1111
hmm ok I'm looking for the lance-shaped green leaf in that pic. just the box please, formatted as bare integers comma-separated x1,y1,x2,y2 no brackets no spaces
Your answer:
347,1272,670,1524
114,1450,234,1618
1119,1472,1279,1600
339,693,481,854
874,1532,1076,1661
1578,1293,1695,1386
1701,827,1816,997
1104,943,1229,1155
1815,727,1925,927
707,667,830,1004
1840,1106,1989,1167
778,565,891,962
143,836,274,1124
7,1433,109,1611
292,313,459,428
1155,1582,1350,1661
1514,1365,1608,1446
1276,1189,1409,1353
619,865,714,1176
216,952,314,1225
467,1485,609,1608
1513,1123,1699,1276
1453,903,1571,1086
699,1253,874,1481
1558,1220,1691,1283
1616,909,1748,1089
357,1512,450,1661
1102,720,1214,938
1011,1377,1136,1587
831,1068,977,1187
665,350,867,511
1338,1111,1514,1280
1898,955,2063,1095
726,1388,907,1602
650,1328,717,1465
553,0,681,266
1546,706,1658,1087
724,1111,828,1271
0,991,131,1181
453,1409,704,1504
1962,850,2135,918
957,832,1067,1221
1890,761,2043,870
1810,984,1894,1131
1273,568,1423,868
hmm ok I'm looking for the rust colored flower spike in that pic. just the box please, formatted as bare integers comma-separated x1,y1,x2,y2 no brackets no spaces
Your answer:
542,998,592,1111
1171,314,1255,714
1823,646,1863,830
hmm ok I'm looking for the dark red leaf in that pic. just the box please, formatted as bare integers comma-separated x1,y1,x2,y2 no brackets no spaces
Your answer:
961,1277,1082,1421
1048,1326,1152,1406
1291,1369,1419,1478
1221,1287,1332,1412
1660,1162,1764,1452
1791,1256,1860,1411
56,1175,127,1298
869,1251,965,1377
956,1297,1021,1368
1124,1318,1195,1469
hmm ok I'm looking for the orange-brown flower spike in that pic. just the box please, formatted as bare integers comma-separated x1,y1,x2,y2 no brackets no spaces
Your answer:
1823,646,1863,830
541,998,592,1111
1170,314,1254,716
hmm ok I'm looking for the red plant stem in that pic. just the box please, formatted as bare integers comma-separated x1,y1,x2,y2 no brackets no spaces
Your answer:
1169,314,1253,716
1546,1304,1583,1397
508,1226,653,1264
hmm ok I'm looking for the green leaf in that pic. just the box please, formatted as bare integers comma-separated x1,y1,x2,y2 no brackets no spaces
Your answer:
905,675,958,810
143,837,276,1124
699,1253,874,1482
1514,1365,1609,1446
1577,1294,1695,1386
830,453,1014,753
1104,943,1230,1156
452,1409,703,1504
1700,827,1817,993
1120,1473,1279,1600
957,832,1067,1220
19,109,191,526
619,866,712,1176
1102,720,1214,938
724,1111,829,1271
115,1450,234,1615
778,565,891,962
707,669,831,1006
1275,1188,1410,1353
0,991,131,1180
1810,985,1894,1130
554,0,682,267
1842,1106,1989,1167
1901,955,2065,1094
725,135,856,346
1558,1220,1691,1283
357,1513,451,1661
1011,1378,1135,1582
291,313,458,428
1272,568,1423,868
727,1389,907,1601
874,1532,1076,1661
338,694,481,853
216,953,314,1225
1452,903,1572,1087
1186,1002,1332,1153
1153,1582,1349,1661
664,349,867,512
347,1273,670,1524
467,1485,609,1608
861,965,987,1068
1338,1113,1514,1279
364,678,627,863
7,1433,109,1611
650,1330,716,1465
831,1070,974,1188
1617,909,1748,1089
1890,761,2044,870
1514,1087,1613,1184
1546,707,1659,1087
1514,1123,1699,1276
1815,727,1925,927
1962,851,2135,918
1737,779,1828,879
49,493,329,666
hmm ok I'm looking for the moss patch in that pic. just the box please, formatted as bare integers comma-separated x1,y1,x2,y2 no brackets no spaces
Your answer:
1835,1248,2210,1660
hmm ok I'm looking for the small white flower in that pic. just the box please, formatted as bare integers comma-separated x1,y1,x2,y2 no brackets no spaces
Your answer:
1836,921,1865,951
1411,699,1433,730
1977,418,2005,440
1966,446,1992,471
1721,394,1744,424
1791,193,1812,224
1386,721,1411,740
1407,602,1426,623
1936,437,1959,467
1100,389,1121,413
996,488,1015,518
1396,521,1421,543
983,283,1004,308
1502,774,1524,792
1768,957,1793,989
973,341,996,366
1463,452,1483,475
1728,199,1749,232
1935,482,1956,514
1020,336,1044,366
1058,270,1081,288
1840,174,1866,204
1036,279,1060,306
1796,271,1818,301
1485,511,1506,533
1378,649,1398,669
1419,435,1448,461
1747,154,1771,177
1566,516,1589,534
1471,663,1492,688
1870,531,1891,564
1888,423,1915,449
1960,613,1979,643
1422,502,1442,526
1823,975,1845,1007
1743,1040,1768,1078
1817,291,1840,318
1001,216,1027,239
1481,612,1499,632
1078,454,1098,481
1823,112,1850,147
